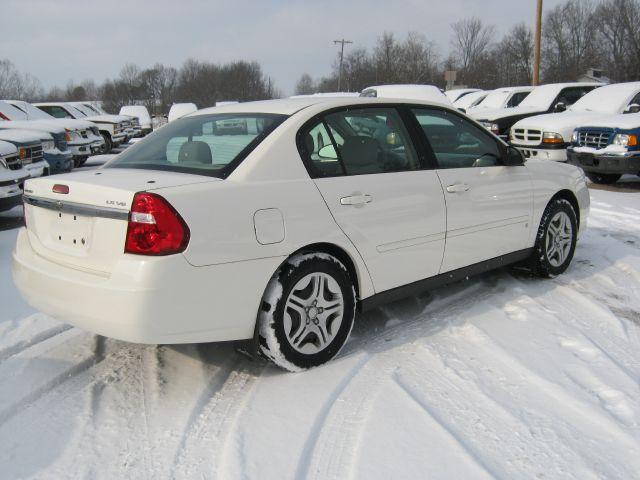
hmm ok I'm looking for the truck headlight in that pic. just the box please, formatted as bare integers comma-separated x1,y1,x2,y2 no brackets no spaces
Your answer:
613,134,638,147
42,141,55,151
542,132,565,145
571,130,579,143
0,156,7,169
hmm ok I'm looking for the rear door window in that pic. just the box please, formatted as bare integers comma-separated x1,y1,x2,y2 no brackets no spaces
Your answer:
299,107,421,177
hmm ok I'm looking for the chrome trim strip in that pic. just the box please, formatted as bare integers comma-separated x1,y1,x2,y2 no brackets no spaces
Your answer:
23,195,129,220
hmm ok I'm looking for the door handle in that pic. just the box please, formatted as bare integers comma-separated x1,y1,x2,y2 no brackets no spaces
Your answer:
340,194,373,206
446,183,470,193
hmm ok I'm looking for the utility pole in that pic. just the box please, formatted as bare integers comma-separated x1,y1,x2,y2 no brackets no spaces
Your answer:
334,39,353,91
533,0,543,86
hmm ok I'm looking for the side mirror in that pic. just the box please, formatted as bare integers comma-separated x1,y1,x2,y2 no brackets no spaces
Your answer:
625,103,640,114
505,146,525,166
554,102,567,113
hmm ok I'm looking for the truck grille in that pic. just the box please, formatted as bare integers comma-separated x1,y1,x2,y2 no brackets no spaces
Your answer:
576,130,612,149
31,145,44,162
4,153,21,171
22,145,44,165
512,128,542,145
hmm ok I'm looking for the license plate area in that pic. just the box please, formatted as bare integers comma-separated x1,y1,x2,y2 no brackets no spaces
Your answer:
49,211,92,252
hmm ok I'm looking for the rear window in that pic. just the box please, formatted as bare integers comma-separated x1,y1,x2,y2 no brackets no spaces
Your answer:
107,113,287,178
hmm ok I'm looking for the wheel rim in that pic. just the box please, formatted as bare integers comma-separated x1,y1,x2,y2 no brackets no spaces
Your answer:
545,211,573,267
283,272,344,355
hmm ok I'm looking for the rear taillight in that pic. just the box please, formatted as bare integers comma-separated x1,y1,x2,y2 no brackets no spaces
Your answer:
125,192,190,256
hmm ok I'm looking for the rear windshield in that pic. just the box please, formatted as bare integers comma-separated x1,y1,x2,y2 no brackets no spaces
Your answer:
107,113,287,178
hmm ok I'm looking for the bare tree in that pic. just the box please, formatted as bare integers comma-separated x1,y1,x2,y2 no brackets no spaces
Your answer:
494,23,534,86
0,59,43,100
295,73,316,95
542,0,598,82
451,17,495,84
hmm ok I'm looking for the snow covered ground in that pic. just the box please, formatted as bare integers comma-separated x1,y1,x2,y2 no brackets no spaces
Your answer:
1,178,640,479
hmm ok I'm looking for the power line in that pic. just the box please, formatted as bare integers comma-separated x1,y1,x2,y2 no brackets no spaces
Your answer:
334,39,353,91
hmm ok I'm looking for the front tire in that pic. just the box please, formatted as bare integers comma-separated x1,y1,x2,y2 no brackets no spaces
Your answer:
586,172,621,184
100,133,112,154
257,253,356,372
529,198,578,278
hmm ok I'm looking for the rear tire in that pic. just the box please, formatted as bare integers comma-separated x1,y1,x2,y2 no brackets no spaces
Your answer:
257,253,356,372
586,172,621,184
529,198,578,278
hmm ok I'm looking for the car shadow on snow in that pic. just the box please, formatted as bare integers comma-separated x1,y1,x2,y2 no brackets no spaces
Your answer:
0,206,23,232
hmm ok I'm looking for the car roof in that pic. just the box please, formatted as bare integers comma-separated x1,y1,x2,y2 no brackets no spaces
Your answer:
191,97,461,117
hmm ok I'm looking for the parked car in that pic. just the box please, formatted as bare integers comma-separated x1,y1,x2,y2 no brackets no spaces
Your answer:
469,82,601,139
0,129,46,178
567,113,640,184
6,100,104,165
168,103,197,123
467,86,533,113
0,101,76,173
13,97,589,371
510,82,640,162
444,88,482,103
35,102,128,153
361,84,453,105
0,140,29,212
119,105,152,135
70,102,138,141
453,90,488,113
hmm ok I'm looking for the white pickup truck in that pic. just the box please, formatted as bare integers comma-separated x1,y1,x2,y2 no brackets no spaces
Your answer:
0,129,46,178
34,103,128,153
467,86,533,113
469,82,601,140
71,102,139,139
119,105,152,135
6,100,104,165
510,82,640,162
0,140,29,212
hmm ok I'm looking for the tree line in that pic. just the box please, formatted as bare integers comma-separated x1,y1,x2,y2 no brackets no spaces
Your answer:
0,58,279,115
297,0,640,94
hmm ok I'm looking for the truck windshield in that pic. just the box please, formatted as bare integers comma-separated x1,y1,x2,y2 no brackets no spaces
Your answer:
569,85,638,114
519,85,562,109
107,113,287,178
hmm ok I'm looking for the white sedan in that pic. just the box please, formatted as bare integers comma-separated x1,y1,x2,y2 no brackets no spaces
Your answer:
13,98,590,371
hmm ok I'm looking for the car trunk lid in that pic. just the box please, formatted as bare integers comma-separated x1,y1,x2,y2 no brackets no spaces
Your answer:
23,168,218,274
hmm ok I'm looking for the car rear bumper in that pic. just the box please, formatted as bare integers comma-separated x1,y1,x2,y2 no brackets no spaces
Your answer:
513,145,567,162
567,149,640,174
12,228,284,344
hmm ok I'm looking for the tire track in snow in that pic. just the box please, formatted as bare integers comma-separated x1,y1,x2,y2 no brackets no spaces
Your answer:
171,353,264,479
293,353,371,480
392,343,602,480
416,326,640,478
0,334,107,428
0,323,72,363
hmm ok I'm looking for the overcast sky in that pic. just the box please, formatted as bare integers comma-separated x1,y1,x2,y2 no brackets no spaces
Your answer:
1,0,566,95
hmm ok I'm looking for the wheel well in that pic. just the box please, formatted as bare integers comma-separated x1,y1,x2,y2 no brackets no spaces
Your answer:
551,189,580,229
292,243,360,299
